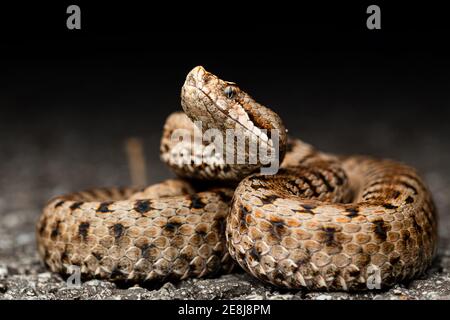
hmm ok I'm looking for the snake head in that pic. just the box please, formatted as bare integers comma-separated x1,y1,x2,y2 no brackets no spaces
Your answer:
181,66,287,163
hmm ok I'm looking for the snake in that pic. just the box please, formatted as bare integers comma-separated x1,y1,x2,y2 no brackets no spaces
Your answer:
36,66,438,291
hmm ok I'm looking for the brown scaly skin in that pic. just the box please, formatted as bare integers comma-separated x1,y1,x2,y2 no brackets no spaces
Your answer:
38,66,438,290
228,141,437,290
37,180,235,282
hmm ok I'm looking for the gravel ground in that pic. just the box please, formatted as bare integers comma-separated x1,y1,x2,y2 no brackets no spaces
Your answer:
0,106,449,300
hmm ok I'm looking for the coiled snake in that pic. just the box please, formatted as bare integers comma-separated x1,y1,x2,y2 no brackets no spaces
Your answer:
37,66,438,291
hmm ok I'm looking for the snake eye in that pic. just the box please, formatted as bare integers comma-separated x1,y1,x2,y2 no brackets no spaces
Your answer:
224,86,235,99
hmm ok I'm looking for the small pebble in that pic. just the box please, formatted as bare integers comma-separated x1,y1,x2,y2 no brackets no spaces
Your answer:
0,280,7,293
316,294,332,300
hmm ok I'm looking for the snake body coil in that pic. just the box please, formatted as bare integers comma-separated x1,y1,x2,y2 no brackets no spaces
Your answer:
37,66,437,290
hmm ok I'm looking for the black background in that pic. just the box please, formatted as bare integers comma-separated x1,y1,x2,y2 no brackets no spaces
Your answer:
0,1,449,197
0,2,449,306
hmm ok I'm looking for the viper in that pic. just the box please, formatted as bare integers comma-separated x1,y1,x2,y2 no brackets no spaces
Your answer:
37,66,437,291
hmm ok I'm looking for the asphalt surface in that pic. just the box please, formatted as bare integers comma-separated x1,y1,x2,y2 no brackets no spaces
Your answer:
0,104,449,300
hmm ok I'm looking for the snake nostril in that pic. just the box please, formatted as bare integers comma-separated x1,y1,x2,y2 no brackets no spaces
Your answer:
203,74,211,84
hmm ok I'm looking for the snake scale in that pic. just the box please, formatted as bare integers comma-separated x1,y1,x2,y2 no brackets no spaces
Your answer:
36,66,438,291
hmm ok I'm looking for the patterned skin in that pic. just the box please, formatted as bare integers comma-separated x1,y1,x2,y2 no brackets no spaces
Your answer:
37,66,437,290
